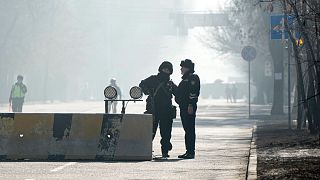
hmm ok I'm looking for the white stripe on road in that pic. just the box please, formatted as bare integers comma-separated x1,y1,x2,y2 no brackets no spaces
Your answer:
50,162,77,172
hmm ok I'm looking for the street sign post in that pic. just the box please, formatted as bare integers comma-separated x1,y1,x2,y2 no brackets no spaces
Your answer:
271,15,294,129
270,15,299,40
241,46,257,119
271,15,287,40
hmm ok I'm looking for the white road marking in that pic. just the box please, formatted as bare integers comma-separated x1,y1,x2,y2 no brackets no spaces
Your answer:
25,179,35,180
50,162,77,172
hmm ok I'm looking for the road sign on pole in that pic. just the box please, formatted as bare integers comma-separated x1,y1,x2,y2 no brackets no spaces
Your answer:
241,46,257,62
241,46,256,119
271,15,286,40
271,15,294,129
270,15,299,40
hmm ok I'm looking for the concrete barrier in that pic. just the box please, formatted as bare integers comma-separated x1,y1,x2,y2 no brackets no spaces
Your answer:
0,113,152,161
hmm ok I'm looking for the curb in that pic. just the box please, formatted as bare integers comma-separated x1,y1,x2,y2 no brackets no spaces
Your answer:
246,125,257,180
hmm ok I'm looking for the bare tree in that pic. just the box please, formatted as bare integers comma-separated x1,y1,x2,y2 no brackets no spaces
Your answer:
200,0,281,110
268,0,320,133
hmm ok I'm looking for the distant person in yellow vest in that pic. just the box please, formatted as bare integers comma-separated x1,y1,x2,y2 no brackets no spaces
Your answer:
9,75,27,112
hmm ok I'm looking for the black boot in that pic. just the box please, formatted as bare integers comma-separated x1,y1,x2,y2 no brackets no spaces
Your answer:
162,150,170,158
178,152,195,159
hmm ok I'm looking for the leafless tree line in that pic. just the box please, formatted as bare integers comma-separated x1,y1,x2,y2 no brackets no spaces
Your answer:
275,0,320,133
201,0,320,134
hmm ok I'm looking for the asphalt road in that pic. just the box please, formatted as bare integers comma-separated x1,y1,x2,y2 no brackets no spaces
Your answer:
0,100,268,179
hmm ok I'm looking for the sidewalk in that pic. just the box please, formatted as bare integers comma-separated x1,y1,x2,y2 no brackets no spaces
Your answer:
254,115,320,179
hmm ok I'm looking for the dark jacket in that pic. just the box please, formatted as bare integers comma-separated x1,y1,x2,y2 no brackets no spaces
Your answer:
175,73,200,108
139,72,174,114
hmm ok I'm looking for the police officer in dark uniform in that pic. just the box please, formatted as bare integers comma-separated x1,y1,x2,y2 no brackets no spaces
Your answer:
175,59,200,159
139,61,176,158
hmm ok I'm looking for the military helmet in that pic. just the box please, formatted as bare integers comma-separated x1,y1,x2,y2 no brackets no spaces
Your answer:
158,61,173,75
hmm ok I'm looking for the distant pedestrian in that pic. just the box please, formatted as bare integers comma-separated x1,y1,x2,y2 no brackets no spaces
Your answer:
175,59,200,159
9,75,27,112
225,84,232,103
108,78,122,113
231,84,238,103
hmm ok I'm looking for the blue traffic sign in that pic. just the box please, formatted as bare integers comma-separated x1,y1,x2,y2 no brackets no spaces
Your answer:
270,15,298,40
271,15,287,40
241,46,256,62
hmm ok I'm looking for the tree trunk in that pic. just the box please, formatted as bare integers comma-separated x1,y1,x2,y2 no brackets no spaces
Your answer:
306,64,315,133
270,40,284,115
283,1,305,129
313,1,320,132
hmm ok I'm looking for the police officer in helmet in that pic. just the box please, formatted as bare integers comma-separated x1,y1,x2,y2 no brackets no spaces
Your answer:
139,61,176,158
175,59,200,159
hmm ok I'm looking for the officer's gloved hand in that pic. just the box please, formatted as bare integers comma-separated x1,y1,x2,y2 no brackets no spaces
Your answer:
167,81,174,86
167,81,177,93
